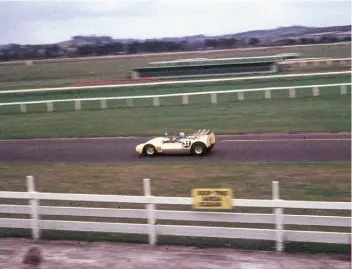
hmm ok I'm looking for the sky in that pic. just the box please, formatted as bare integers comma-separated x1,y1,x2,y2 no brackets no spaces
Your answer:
0,0,351,45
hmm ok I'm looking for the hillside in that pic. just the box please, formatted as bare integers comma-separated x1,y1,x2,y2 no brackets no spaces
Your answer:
59,25,351,46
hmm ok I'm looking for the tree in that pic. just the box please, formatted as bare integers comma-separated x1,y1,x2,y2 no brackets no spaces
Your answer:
204,39,217,48
227,38,238,48
77,45,95,56
45,45,60,58
179,41,192,51
248,38,260,47
127,42,141,54
300,38,315,45
319,36,338,43
273,38,296,46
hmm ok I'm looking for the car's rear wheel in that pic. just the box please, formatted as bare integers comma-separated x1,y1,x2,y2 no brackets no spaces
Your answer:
143,144,156,156
191,142,206,156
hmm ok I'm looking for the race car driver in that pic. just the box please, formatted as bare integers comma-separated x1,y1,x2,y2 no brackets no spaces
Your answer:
171,132,185,142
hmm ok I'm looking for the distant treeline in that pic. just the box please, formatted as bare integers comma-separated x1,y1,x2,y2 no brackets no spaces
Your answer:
0,35,350,61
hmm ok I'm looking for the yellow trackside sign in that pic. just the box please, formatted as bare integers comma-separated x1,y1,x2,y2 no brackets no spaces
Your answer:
192,188,233,209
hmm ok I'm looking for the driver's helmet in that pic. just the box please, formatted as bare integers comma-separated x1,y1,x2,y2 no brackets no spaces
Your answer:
179,132,185,138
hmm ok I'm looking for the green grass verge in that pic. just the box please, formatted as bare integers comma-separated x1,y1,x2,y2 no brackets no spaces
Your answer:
0,163,350,254
0,95,350,139
1,163,349,200
0,43,350,90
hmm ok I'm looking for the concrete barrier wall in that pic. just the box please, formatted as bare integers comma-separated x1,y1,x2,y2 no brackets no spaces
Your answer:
278,58,351,73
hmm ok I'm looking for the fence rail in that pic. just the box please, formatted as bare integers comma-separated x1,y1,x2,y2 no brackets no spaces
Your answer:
0,205,349,227
0,176,350,252
0,82,351,114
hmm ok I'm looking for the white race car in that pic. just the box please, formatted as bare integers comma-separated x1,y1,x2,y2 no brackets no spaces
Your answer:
136,129,215,156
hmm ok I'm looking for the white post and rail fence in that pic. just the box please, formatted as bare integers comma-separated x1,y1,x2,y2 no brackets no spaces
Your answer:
0,83,350,114
0,176,350,252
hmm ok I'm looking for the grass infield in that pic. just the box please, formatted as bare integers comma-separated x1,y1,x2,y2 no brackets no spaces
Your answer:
0,95,350,139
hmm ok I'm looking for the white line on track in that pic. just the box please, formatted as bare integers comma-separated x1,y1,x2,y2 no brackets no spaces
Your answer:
218,132,351,137
0,136,141,142
221,138,351,142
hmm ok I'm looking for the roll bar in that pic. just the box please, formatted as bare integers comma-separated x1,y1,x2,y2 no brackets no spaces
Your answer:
189,129,210,138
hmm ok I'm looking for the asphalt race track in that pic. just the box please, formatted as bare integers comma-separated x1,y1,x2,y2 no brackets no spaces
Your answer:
0,132,350,163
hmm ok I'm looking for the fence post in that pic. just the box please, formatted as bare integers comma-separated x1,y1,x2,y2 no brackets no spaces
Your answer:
100,99,107,109
340,85,347,95
126,99,133,107
46,102,53,112
26,175,40,240
265,90,271,100
289,88,296,99
238,91,244,101
143,178,156,245
312,87,319,97
20,104,27,113
211,93,217,104
182,95,189,105
272,181,283,252
74,100,81,110
153,97,160,107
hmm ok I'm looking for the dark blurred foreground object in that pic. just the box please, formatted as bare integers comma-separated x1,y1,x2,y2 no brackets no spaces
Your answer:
22,246,42,267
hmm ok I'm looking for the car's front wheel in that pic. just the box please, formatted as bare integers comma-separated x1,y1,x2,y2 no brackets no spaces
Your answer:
143,144,156,156
191,142,206,156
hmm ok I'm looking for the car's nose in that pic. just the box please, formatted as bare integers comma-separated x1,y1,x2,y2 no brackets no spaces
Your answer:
136,144,143,153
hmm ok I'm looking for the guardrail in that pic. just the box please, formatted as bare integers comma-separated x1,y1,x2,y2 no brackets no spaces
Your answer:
0,176,350,252
0,83,350,114
282,57,351,64
0,71,350,95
